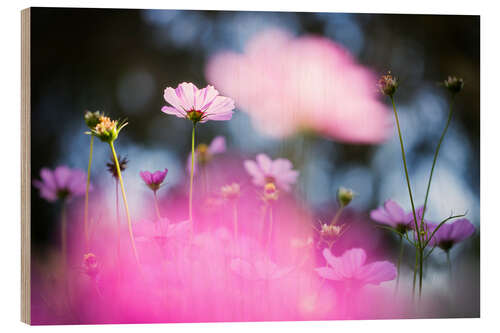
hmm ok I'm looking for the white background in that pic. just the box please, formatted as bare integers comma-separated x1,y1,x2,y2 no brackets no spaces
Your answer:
1,0,497,331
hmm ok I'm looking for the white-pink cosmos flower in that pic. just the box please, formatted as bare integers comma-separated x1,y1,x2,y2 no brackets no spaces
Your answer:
315,248,396,287
206,29,391,143
244,154,299,191
162,82,235,124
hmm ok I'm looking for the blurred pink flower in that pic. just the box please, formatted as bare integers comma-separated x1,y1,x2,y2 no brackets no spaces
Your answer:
244,153,299,191
428,218,475,252
162,82,235,124
206,29,391,142
140,169,168,191
230,258,293,280
33,165,88,202
186,136,226,173
370,200,425,233
315,248,396,287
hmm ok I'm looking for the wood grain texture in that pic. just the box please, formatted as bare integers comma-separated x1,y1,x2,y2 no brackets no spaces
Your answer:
21,7,31,325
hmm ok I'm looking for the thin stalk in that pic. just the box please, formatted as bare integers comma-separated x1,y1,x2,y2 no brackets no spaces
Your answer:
267,205,274,250
153,190,162,221
61,200,67,268
153,190,166,236
446,251,452,279
259,204,269,242
201,165,208,196
391,96,424,300
395,234,404,294
83,134,94,251
109,141,140,267
232,201,238,241
418,248,424,299
412,249,418,300
189,125,196,222
390,97,421,245
331,206,344,225
419,96,455,234
115,179,120,262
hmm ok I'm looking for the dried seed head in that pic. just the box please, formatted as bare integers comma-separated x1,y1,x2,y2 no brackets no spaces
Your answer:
378,72,398,97
444,76,464,95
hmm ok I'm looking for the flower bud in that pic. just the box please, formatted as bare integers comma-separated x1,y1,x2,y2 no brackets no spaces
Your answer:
92,116,127,143
443,76,464,95
337,187,355,207
84,110,102,130
378,72,398,97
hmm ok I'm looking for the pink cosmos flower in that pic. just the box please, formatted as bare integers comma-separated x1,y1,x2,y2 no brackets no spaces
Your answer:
33,166,88,202
206,28,391,142
428,218,475,252
161,82,235,124
244,154,299,192
140,169,168,191
315,248,396,287
186,136,226,173
370,200,424,233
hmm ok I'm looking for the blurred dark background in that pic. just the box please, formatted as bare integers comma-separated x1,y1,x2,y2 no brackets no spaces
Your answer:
30,7,479,296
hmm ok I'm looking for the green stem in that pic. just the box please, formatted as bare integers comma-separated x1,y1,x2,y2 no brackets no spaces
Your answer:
189,125,196,222
153,190,166,236
395,235,404,294
390,97,421,246
110,141,140,267
115,179,121,262
331,205,344,225
233,201,238,241
412,249,418,300
267,205,274,249
419,96,455,235
418,248,424,300
61,200,67,267
83,134,94,251
446,251,452,279
153,190,162,221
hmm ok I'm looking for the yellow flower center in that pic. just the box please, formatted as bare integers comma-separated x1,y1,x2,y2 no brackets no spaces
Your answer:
95,116,117,135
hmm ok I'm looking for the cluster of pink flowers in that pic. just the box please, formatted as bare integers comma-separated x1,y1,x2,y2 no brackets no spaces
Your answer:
31,39,477,323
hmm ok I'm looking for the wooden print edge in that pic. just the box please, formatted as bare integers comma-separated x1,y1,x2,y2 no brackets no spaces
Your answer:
21,7,31,325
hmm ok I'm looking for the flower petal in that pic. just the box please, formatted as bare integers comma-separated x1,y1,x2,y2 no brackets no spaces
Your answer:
384,200,405,222
244,160,265,186
196,85,220,111
174,82,198,111
140,171,153,185
370,207,394,225
256,154,272,174
54,166,72,189
315,266,342,280
203,96,235,121
208,136,226,155
163,87,185,112
449,219,475,243
161,106,186,119
341,248,366,278
358,261,397,285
